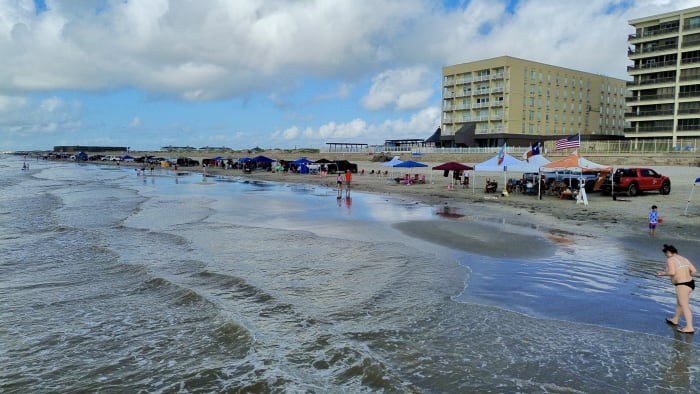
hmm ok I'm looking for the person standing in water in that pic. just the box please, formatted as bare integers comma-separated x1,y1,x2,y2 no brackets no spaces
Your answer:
656,244,697,334
344,170,352,196
336,173,343,198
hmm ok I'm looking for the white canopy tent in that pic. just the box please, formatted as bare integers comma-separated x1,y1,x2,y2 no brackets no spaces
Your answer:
473,153,524,192
381,156,402,178
507,154,551,173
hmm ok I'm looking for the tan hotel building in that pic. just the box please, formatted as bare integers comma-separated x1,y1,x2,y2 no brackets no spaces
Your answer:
441,56,627,147
627,6,700,144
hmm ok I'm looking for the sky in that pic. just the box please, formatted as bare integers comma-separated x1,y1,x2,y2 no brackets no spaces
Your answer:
0,0,698,152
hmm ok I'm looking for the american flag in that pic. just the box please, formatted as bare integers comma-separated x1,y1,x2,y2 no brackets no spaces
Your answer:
555,134,580,150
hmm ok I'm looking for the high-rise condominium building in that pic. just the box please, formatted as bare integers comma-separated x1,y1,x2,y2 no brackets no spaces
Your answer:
441,56,627,148
627,6,700,144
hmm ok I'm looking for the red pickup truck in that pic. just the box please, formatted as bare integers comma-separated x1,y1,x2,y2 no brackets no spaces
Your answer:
602,167,671,196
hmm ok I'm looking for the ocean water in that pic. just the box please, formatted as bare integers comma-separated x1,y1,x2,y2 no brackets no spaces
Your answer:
1,155,698,393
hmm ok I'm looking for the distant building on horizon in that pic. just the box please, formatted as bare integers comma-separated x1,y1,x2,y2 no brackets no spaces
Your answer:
53,145,128,153
626,6,700,145
440,56,627,148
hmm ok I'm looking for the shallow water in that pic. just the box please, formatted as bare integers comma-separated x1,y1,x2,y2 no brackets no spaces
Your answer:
1,155,698,393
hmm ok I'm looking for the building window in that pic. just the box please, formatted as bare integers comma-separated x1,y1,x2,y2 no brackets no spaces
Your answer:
689,16,700,29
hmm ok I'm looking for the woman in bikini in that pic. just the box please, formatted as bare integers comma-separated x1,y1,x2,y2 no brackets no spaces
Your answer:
656,244,697,334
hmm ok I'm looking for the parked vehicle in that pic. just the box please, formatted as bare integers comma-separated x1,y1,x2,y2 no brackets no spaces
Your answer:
71,152,88,161
600,167,671,196
176,157,200,167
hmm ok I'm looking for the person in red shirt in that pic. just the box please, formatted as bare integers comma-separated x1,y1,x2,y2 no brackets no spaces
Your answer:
344,170,352,192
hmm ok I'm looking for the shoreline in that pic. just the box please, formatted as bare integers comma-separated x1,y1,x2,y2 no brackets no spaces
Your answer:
81,158,700,253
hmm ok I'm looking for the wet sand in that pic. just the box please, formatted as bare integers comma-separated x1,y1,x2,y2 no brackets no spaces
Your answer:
216,161,700,245
105,158,700,259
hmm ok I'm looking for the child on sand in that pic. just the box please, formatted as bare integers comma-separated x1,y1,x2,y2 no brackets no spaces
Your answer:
648,205,659,236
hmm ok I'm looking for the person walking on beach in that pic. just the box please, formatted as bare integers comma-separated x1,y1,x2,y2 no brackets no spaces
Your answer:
656,244,696,334
649,205,659,236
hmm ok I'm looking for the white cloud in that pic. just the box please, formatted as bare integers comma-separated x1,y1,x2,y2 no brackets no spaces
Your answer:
1,0,698,150
129,117,142,127
40,96,63,112
362,67,434,111
274,106,440,145
1,0,697,98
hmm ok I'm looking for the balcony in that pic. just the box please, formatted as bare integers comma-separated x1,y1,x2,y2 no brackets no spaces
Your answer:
491,87,504,93
681,39,700,48
472,102,490,109
683,23,700,32
628,43,678,56
681,56,700,66
625,125,674,133
624,109,675,117
627,76,676,87
627,93,676,102
679,91,700,98
640,26,680,39
627,59,678,71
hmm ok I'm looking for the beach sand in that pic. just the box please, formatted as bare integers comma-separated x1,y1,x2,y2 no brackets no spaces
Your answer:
205,161,700,242
108,157,700,258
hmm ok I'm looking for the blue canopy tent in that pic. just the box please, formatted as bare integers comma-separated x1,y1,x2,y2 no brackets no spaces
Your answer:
252,155,274,163
289,158,312,174
394,160,428,184
291,158,312,165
